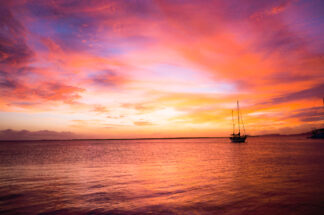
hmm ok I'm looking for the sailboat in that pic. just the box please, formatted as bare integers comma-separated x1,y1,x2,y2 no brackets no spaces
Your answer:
309,98,324,139
230,101,247,143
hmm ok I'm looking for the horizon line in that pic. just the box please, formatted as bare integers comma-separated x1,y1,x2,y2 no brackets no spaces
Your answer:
0,133,309,142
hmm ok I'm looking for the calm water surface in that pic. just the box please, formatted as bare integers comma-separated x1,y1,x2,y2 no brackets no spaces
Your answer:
0,137,324,214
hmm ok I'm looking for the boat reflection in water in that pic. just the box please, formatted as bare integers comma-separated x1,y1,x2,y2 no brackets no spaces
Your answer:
230,101,247,143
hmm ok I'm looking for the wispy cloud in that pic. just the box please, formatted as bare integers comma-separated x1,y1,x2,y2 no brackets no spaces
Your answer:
267,83,324,104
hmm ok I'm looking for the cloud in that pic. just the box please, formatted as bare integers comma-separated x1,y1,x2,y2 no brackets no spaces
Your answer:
267,83,324,104
0,5,89,109
89,69,126,88
121,102,159,114
0,7,33,65
0,71,18,89
133,121,153,126
0,129,77,140
34,82,85,102
22,0,158,53
289,106,324,122
250,0,292,20
7,101,40,107
92,105,108,113
0,79,84,104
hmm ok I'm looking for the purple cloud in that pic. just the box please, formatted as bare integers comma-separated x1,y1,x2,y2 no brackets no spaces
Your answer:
289,106,324,122
0,7,33,65
267,83,324,104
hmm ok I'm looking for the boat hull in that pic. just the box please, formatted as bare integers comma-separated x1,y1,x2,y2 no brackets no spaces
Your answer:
229,136,247,143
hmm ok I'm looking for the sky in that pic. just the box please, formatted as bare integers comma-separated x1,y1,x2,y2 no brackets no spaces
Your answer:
0,0,323,140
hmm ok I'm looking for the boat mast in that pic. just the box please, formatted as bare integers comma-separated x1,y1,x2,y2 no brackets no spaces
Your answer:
237,100,240,135
232,109,235,134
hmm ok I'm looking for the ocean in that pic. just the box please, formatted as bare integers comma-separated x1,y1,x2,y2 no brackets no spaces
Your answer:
0,136,324,214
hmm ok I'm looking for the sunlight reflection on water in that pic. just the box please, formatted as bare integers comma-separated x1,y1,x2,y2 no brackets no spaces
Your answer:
0,137,324,214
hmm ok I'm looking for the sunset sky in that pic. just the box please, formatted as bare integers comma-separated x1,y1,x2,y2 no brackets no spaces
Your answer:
0,0,323,139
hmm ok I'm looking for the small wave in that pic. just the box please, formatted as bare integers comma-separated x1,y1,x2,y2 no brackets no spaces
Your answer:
0,193,23,201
